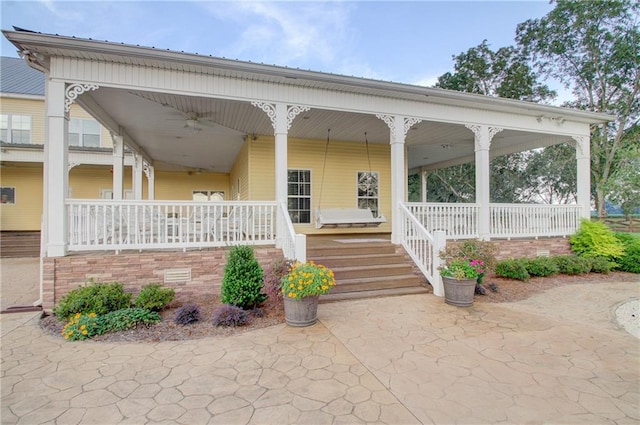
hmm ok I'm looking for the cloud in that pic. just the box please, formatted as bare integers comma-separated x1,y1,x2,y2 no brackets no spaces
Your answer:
200,1,354,69
411,74,442,88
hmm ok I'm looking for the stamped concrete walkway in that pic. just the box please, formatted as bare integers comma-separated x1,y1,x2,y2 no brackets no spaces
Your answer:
1,280,639,424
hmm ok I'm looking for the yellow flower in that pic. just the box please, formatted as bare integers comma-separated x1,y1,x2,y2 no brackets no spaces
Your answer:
297,286,303,290
89,312,96,318
64,335,69,340
322,285,328,290
80,325,86,330
75,313,81,318
289,283,294,288
82,330,88,335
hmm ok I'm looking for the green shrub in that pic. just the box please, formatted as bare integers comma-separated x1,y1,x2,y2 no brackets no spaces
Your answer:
570,219,625,262
525,257,559,277
495,259,530,281
134,283,175,311
615,233,640,273
96,308,161,334
553,255,592,275
588,256,614,274
54,282,132,320
440,239,499,276
61,308,160,341
220,245,266,309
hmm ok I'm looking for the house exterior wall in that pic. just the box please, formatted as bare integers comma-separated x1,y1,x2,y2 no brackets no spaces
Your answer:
230,139,250,200
0,165,43,230
154,171,230,201
69,166,132,198
1,97,46,144
248,136,392,234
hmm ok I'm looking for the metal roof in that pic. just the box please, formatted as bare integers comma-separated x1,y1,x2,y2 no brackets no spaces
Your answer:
0,56,44,96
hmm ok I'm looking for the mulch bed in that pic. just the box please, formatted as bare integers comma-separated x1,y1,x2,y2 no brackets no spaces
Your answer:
40,272,639,343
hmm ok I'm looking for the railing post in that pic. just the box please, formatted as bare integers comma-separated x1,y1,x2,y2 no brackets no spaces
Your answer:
295,234,306,263
432,230,447,297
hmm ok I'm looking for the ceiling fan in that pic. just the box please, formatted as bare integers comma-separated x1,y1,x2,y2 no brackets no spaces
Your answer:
168,111,217,133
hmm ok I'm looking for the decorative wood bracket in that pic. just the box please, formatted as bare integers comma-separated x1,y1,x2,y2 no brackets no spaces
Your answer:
65,83,99,112
251,102,310,132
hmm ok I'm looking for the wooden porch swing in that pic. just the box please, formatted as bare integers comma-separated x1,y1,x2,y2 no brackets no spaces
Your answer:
315,130,387,229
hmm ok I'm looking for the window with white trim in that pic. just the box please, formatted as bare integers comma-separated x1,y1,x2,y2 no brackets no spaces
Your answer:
0,114,32,144
192,190,225,201
100,189,134,199
287,169,311,224
357,171,380,217
69,118,101,147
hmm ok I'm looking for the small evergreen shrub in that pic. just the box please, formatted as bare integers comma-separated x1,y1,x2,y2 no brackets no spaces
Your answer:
61,308,160,341
134,283,175,311
212,304,250,327
220,245,266,309
495,259,530,281
264,256,294,303
570,219,625,263
588,256,613,274
553,255,592,275
54,282,132,320
525,257,559,277
615,233,640,273
174,304,201,326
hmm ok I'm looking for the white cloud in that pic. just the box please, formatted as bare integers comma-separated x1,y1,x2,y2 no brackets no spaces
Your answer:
411,74,441,88
201,1,354,68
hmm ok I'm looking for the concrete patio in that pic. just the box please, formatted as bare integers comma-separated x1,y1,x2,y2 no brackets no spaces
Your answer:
1,264,638,423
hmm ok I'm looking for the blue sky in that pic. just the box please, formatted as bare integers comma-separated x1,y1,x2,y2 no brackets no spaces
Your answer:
1,1,554,88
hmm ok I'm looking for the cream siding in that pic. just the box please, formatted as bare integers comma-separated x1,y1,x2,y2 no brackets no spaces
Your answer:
0,97,45,144
154,171,230,201
0,165,43,230
229,140,250,200
247,136,392,234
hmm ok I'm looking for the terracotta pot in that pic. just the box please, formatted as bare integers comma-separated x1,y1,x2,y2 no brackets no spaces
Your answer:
442,276,476,307
283,295,319,327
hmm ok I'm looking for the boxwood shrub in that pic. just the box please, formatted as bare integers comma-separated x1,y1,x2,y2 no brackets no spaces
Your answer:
134,283,175,311
54,282,132,320
495,259,530,281
552,255,592,275
525,257,559,277
614,233,640,273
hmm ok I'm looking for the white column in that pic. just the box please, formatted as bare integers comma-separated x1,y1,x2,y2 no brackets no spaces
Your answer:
390,116,406,244
111,134,124,200
145,161,155,200
45,79,69,257
274,103,288,208
573,135,591,219
377,114,422,244
133,152,143,199
421,170,428,202
467,125,502,241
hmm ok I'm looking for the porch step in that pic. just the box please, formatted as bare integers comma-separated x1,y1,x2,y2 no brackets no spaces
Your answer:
320,286,430,303
0,232,40,258
308,238,430,302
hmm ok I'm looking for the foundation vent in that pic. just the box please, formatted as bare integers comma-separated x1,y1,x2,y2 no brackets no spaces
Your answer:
536,249,550,257
164,268,191,283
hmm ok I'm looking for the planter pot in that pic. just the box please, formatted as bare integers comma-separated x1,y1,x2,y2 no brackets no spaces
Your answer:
442,276,476,307
283,295,319,327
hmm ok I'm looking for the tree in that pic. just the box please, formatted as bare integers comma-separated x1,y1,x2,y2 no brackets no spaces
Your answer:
516,0,640,217
605,133,640,218
435,39,555,102
423,40,557,203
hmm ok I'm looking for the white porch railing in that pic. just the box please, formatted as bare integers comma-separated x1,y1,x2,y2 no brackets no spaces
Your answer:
67,200,277,251
405,202,479,239
277,201,306,262
398,204,446,296
490,204,582,239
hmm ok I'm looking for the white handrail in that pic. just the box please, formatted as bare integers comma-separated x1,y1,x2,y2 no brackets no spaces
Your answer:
278,201,306,262
405,202,479,239
399,203,446,296
490,204,581,238
66,200,276,251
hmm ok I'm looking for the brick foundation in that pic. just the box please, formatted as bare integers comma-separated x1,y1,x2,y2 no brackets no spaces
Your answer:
42,246,282,312
446,236,572,261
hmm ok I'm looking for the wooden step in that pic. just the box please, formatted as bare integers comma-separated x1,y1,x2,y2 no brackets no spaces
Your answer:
309,253,405,268
0,232,40,258
330,274,423,294
307,243,396,258
320,286,430,303
331,263,414,280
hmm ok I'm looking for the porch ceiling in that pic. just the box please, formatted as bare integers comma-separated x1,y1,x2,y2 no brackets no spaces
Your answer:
85,88,571,173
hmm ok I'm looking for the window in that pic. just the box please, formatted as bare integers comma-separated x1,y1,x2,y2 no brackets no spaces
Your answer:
1,187,15,204
69,118,101,147
0,114,32,144
287,169,311,223
357,171,380,217
192,190,225,201
100,189,133,199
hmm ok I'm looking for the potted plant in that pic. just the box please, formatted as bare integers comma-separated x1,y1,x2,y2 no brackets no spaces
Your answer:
281,261,336,326
440,258,485,307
